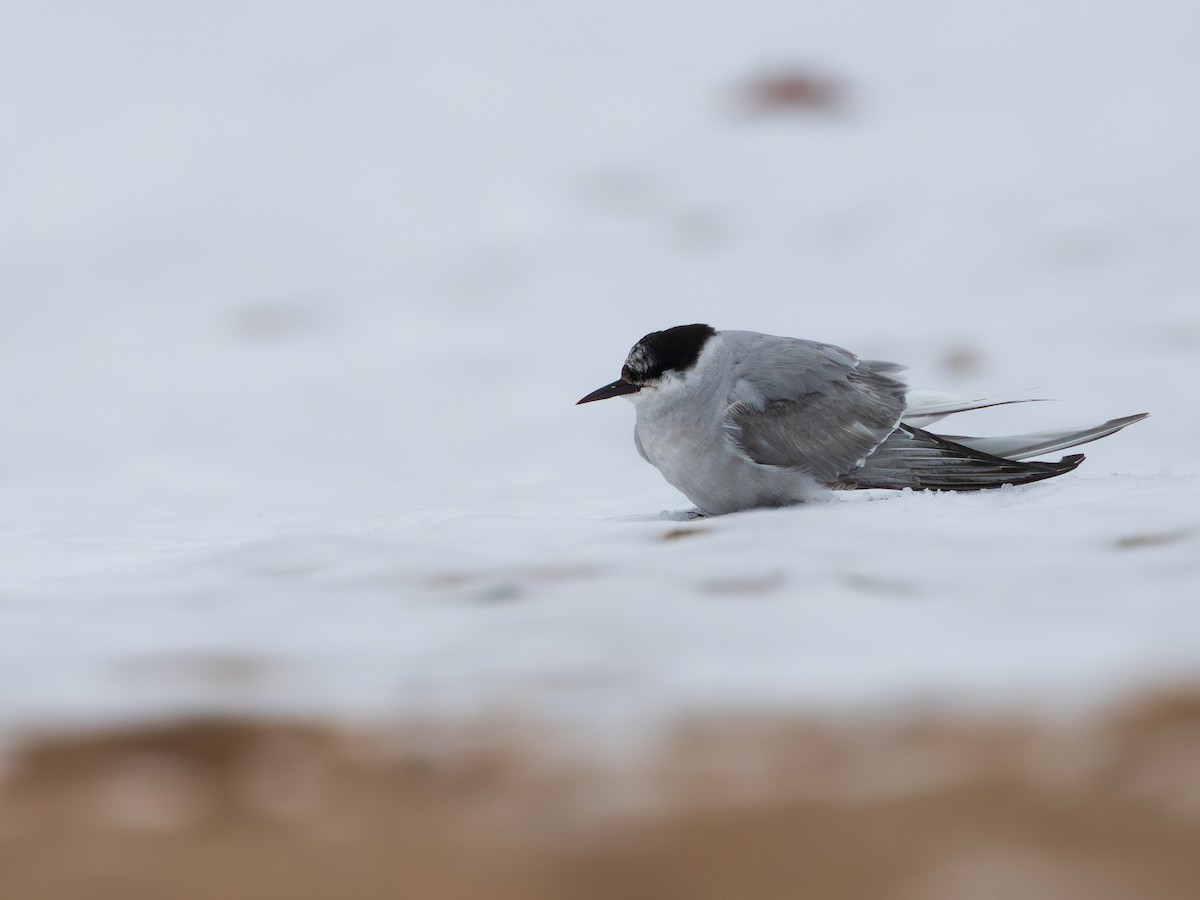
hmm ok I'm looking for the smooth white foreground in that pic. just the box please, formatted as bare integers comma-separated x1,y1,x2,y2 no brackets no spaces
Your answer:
2,1,1198,738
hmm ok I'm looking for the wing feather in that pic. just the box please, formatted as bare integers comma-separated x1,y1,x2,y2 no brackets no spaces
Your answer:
721,335,907,484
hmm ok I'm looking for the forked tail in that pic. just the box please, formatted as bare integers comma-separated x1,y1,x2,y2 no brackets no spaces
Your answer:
939,413,1148,461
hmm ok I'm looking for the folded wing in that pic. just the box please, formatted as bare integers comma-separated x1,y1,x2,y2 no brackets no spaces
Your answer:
721,335,907,484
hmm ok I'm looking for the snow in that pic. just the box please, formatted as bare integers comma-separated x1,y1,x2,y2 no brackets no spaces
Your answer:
2,1,1199,738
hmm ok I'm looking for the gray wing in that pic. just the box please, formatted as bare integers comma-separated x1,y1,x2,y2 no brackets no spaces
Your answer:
721,333,907,485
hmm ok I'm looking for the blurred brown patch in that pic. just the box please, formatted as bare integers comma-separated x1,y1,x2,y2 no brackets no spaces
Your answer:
941,345,985,380
1114,531,1190,550
661,527,710,542
424,565,595,603
734,68,846,117
4,690,1200,899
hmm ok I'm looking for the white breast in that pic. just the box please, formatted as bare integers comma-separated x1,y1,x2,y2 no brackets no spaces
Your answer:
629,337,824,514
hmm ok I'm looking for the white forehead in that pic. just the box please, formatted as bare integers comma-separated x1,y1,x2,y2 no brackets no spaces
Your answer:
624,342,654,372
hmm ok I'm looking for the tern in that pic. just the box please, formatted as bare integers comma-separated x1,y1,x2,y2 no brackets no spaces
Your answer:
578,324,1147,515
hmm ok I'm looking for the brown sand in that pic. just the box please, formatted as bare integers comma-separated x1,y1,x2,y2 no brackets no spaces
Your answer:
3,692,1200,900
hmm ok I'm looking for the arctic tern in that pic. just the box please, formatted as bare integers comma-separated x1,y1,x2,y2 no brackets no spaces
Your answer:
577,324,1147,515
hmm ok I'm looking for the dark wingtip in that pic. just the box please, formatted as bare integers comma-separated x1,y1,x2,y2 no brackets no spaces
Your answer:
1058,453,1086,472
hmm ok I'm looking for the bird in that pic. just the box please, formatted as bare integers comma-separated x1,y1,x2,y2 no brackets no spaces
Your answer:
577,324,1147,515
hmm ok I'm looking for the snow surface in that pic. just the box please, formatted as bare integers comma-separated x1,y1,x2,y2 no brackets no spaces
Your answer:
2,1,1199,737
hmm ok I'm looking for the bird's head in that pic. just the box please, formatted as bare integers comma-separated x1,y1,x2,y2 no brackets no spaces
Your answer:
576,324,717,405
